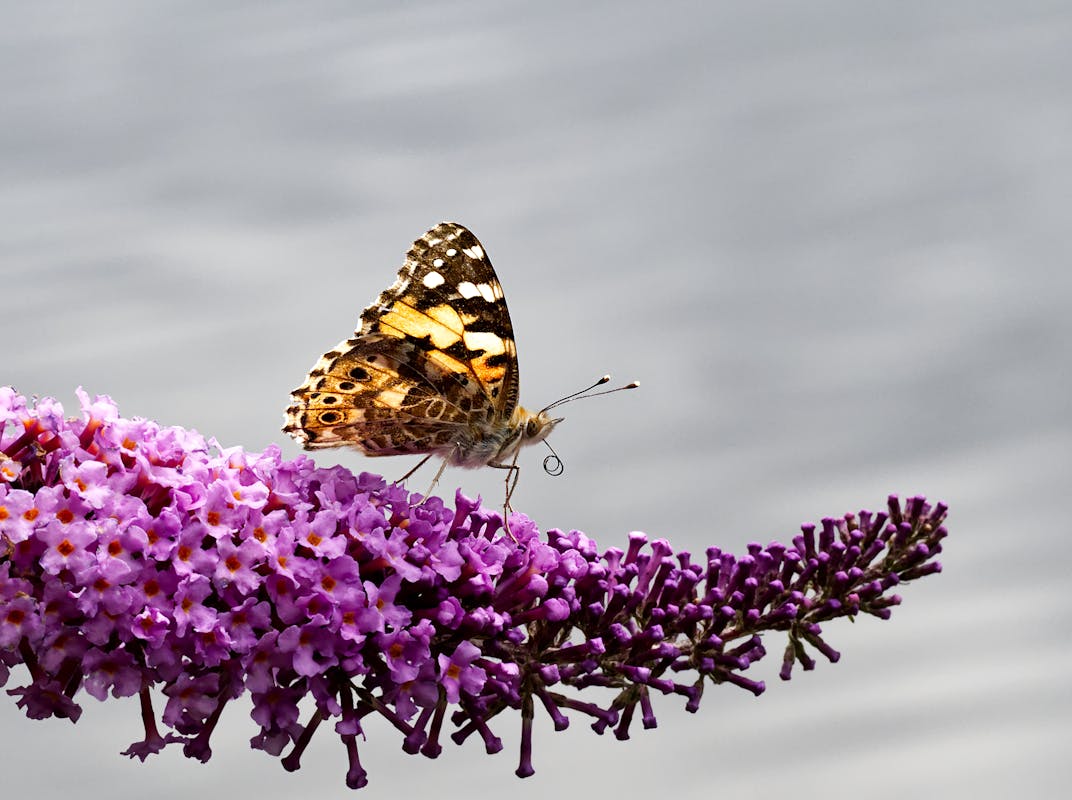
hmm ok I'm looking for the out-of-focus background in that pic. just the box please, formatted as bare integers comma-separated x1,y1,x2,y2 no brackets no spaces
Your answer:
3,2,1069,798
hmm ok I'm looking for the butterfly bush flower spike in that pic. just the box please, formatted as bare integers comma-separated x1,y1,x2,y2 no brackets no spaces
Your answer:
0,387,948,790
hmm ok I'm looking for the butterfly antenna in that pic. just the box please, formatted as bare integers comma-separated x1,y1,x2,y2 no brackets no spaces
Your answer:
541,375,640,413
542,440,564,477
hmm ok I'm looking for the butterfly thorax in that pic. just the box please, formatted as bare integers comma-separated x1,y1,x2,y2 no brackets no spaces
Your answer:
443,405,561,469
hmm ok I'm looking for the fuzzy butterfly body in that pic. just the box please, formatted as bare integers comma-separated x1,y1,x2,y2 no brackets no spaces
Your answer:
283,222,561,484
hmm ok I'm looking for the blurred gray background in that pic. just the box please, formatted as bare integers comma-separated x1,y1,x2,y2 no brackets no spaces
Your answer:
3,2,1069,798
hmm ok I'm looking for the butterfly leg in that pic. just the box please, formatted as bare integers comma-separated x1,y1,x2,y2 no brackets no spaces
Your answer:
395,453,445,505
394,454,450,506
419,458,449,504
397,453,434,484
488,448,523,542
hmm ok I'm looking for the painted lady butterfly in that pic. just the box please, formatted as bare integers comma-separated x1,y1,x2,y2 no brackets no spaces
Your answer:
283,222,635,523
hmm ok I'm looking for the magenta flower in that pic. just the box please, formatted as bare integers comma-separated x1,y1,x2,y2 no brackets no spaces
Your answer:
0,388,947,790
0,592,39,649
0,485,36,543
132,606,171,648
212,536,264,595
38,518,97,579
438,641,488,703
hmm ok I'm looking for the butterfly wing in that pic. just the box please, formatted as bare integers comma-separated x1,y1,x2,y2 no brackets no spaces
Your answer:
284,333,471,455
362,221,519,417
284,222,520,458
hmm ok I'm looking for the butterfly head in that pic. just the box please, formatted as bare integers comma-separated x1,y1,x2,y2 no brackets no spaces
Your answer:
519,409,564,446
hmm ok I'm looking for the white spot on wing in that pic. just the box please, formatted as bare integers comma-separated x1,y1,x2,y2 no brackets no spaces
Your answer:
432,258,445,268
463,331,506,355
423,271,445,288
457,281,497,302
462,245,484,260
446,248,457,257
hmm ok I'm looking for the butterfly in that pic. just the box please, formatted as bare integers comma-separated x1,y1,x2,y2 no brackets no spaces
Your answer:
283,222,636,528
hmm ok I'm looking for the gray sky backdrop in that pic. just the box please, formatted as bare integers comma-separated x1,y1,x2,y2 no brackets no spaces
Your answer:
2,2,1069,798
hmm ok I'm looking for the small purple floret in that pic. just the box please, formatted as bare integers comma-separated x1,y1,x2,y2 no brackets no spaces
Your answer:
0,388,947,789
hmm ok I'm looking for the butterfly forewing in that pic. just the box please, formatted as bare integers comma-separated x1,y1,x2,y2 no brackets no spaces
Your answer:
284,222,522,461
362,223,519,416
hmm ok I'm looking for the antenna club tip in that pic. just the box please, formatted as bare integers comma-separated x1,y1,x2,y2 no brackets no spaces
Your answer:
627,381,640,389
599,374,611,384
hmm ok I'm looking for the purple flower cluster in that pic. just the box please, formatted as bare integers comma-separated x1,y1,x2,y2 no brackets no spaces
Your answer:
0,387,947,789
